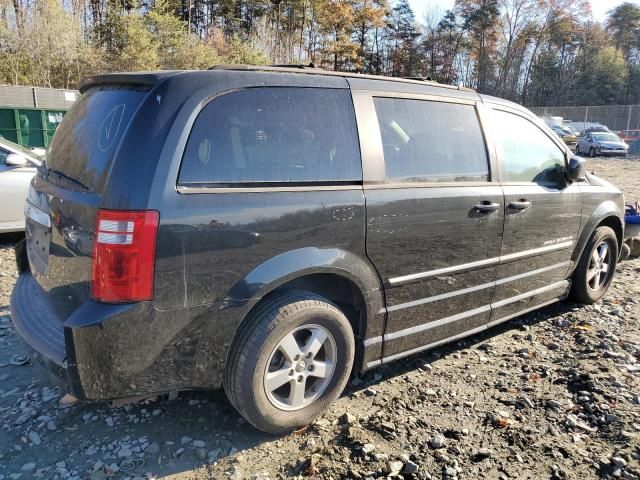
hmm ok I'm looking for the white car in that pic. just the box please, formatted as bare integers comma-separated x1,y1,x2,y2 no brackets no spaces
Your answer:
0,138,42,232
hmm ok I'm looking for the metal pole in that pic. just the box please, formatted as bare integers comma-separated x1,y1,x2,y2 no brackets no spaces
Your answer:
583,106,588,132
627,105,633,133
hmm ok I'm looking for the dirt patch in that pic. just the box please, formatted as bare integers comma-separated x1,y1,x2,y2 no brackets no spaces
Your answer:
1,161,640,480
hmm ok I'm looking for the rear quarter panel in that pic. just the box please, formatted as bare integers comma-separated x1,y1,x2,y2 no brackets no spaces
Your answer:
146,72,386,385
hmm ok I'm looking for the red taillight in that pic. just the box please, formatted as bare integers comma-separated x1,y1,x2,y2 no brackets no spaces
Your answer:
91,209,159,303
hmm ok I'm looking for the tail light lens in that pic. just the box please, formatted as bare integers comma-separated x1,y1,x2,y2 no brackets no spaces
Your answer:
91,209,159,303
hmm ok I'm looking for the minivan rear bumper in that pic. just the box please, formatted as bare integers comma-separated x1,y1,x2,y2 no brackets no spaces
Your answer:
11,247,223,401
10,272,86,399
10,271,174,401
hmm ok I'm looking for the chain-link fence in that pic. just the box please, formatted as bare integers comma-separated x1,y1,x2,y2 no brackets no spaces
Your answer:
529,105,640,132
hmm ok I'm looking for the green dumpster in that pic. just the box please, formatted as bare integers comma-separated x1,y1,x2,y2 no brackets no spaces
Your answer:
0,107,66,148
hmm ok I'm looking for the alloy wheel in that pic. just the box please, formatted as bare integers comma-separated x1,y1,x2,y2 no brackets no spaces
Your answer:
263,324,337,411
587,241,612,290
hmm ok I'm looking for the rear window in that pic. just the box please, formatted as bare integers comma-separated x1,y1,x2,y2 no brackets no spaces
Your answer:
178,88,362,186
46,86,147,190
373,97,489,183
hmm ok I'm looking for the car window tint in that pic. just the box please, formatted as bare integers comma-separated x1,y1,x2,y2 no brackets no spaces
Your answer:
47,87,148,190
179,88,362,185
373,97,489,183
492,110,566,186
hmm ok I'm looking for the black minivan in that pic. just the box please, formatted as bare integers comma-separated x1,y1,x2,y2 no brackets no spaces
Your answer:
11,66,625,433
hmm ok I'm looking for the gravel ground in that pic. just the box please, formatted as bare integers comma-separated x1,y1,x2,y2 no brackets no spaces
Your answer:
1,157,640,480
587,157,640,200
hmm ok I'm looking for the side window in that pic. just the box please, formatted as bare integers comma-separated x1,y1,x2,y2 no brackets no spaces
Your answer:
179,88,362,185
373,97,489,183
0,148,8,165
492,110,566,186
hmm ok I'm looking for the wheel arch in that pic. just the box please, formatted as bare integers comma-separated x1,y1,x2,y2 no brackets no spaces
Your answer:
220,247,386,373
598,215,624,248
572,202,624,268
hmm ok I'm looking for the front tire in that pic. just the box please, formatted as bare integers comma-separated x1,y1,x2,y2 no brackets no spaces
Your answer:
589,147,596,158
570,226,618,304
224,291,355,434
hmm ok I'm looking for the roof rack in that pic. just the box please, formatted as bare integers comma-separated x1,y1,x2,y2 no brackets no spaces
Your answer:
208,64,475,92
210,63,322,71
403,76,434,82
269,63,319,69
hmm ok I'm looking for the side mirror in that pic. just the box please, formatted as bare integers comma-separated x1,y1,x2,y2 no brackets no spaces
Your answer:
567,155,586,182
5,153,28,167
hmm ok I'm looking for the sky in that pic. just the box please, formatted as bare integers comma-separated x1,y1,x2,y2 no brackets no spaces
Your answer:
408,0,640,22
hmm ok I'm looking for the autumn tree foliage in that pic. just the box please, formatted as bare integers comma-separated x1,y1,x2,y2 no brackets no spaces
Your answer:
0,0,638,107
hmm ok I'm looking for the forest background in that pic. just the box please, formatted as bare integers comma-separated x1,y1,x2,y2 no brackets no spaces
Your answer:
2,0,640,107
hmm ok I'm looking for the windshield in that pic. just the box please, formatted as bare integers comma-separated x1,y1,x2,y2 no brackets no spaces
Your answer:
46,86,148,190
593,133,622,142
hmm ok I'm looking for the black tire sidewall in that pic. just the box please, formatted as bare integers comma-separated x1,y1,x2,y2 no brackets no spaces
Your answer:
228,295,355,433
572,227,618,304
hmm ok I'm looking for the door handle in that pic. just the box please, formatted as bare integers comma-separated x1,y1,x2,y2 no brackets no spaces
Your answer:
508,200,532,211
473,202,500,214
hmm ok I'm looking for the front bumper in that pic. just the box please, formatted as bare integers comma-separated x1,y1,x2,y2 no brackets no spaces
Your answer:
597,149,628,156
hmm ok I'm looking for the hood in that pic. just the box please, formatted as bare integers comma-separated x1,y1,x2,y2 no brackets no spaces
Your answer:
586,172,622,192
596,141,628,149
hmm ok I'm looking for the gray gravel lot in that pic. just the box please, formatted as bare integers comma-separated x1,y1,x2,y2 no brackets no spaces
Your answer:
1,157,640,480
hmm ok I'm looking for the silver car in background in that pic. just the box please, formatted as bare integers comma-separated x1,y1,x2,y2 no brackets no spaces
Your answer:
576,131,629,158
0,138,41,232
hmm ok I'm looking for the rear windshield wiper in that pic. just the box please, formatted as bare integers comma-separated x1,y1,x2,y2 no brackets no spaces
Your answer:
39,165,89,191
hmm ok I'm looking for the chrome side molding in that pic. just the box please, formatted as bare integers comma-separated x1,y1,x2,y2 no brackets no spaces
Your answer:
388,241,573,286
366,293,566,369
364,280,569,353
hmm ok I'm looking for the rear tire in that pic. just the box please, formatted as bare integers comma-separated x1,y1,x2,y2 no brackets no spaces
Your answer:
570,226,618,304
223,291,355,434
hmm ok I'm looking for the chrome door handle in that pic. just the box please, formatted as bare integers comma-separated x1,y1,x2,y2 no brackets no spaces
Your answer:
508,200,532,211
473,202,500,214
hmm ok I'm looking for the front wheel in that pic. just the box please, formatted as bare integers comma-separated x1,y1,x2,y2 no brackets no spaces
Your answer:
589,147,597,158
224,291,355,434
570,226,618,304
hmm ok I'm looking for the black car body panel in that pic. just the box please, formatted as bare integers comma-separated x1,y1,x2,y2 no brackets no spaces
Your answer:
364,184,505,359
11,68,625,401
